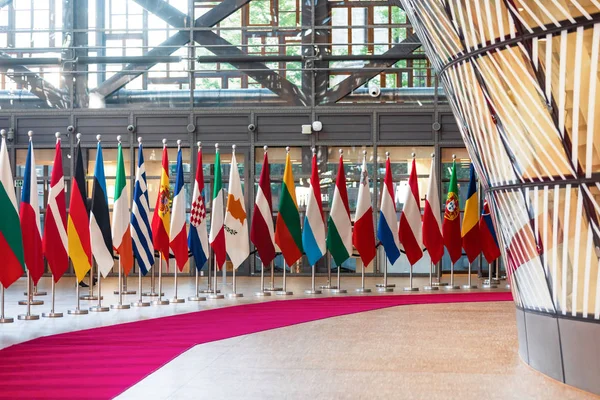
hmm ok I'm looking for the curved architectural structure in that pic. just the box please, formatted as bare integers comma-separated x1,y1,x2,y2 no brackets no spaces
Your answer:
400,0,600,394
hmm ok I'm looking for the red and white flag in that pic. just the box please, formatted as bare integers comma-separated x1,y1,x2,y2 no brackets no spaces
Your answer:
398,158,423,265
422,155,443,264
352,153,376,267
43,134,69,281
250,150,276,266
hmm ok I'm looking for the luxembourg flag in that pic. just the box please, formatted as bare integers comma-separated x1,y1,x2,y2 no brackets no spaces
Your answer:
170,141,188,271
377,154,400,265
302,149,326,266
188,143,209,271
398,157,423,265
20,132,44,285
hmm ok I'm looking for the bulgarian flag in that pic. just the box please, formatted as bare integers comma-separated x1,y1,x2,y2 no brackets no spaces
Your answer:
353,152,376,267
151,142,171,261
443,159,462,263
0,132,25,288
209,145,226,269
274,148,303,266
327,151,352,267
111,139,134,275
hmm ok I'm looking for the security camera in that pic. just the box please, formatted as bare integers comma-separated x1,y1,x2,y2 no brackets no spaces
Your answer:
312,121,323,132
7,129,14,142
248,124,256,132
368,84,381,98
127,125,135,133
67,125,75,133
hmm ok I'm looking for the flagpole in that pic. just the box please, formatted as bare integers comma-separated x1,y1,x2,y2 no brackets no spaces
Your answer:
188,266,207,301
18,274,44,305
68,276,89,315
462,262,477,289
404,265,419,291
305,265,322,294
356,264,371,293
29,285,47,297
152,253,170,305
0,285,13,323
255,262,271,296
170,266,185,303
276,262,293,296
228,266,243,298
424,262,438,291
483,260,498,289
18,274,39,320
330,266,347,294
112,258,130,309
200,254,214,293
445,262,460,290
131,264,151,307
208,253,224,299
89,263,110,312
42,275,63,317
80,263,98,300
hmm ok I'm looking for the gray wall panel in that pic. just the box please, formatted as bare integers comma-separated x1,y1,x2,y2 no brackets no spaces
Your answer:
196,115,249,142
76,116,129,144
256,114,310,142
317,114,371,141
16,117,69,145
0,118,9,131
378,113,433,141
559,318,600,396
136,116,189,146
514,308,529,364
524,311,564,383
440,113,461,141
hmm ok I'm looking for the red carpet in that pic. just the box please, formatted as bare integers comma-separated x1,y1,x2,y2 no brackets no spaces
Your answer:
0,292,512,399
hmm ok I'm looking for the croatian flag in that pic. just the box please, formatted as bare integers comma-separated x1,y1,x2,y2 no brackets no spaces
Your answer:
377,155,400,265
188,144,209,271
169,142,188,271
302,149,326,266
20,133,44,285
131,140,154,275
398,158,423,265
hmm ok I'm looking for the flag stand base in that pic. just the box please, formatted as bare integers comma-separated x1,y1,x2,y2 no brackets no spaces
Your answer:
227,293,243,298
482,283,498,289
114,290,136,295
264,287,283,292
375,283,395,288
169,298,185,303
304,289,322,295
42,312,64,318
18,299,43,306
319,285,338,290
403,287,419,292
68,308,88,315
207,293,225,299
25,291,47,296
255,291,271,297
110,304,131,309
330,289,347,294
79,295,100,301
188,296,207,301
377,287,394,292
355,288,371,293
142,292,162,297
276,291,293,296
131,301,150,307
152,299,170,305
200,289,219,294
18,314,39,320
89,305,110,312
432,282,448,287
444,285,461,290
0,318,14,323
461,284,478,289
423,286,439,291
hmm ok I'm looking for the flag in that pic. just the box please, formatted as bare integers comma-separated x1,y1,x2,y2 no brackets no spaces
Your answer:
225,149,249,269
327,152,352,267
209,146,226,269
461,164,481,263
302,150,326,266
151,145,171,260
90,139,114,278
43,135,68,282
68,137,92,282
353,154,375,267
398,158,423,265
422,156,444,264
170,144,188,271
443,159,462,263
131,140,154,276
112,140,134,275
479,199,501,263
189,145,209,271
19,134,44,285
0,133,25,288
251,150,276,266
274,150,303,266
378,155,400,265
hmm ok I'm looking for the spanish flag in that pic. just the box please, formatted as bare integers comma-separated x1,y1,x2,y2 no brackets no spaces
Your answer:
151,144,171,261
461,164,481,263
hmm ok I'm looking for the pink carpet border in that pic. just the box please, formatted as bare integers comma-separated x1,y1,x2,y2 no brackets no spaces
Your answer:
0,292,512,399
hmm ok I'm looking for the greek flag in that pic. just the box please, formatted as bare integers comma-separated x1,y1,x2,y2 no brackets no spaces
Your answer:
131,141,155,275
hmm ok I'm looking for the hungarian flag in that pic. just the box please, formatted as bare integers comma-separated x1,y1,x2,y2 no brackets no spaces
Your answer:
327,152,352,267
20,134,44,285
131,140,154,275
274,150,303,266
443,159,462,263
68,137,92,282
302,150,326,266
0,133,25,288
188,145,208,271
250,150,276,266
479,199,501,263
43,135,69,282
151,145,171,260
112,140,134,275
209,147,226,269
399,158,423,265
170,144,188,271
378,155,400,265
422,155,444,264
353,153,375,267
225,149,249,269
461,164,481,263
90,138,114,278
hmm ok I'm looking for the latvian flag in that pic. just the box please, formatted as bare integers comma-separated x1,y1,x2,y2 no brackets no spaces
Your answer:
251,149,276,266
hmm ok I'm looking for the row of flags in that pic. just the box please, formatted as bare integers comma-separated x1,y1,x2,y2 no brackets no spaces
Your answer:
0,133,502,291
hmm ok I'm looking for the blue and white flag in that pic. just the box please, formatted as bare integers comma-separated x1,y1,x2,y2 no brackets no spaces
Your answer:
131,140,155,275
377,155,401,264
188,144,209,270
302,150,326,266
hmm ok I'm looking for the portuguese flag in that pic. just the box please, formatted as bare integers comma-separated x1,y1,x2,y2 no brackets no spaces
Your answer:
274,150,303,266
443,159,462,263
0,134,25,288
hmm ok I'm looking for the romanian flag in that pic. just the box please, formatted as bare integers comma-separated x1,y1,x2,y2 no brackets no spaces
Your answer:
68,136,92,282
151,144,171,261
461,164,481,263
274,150,303,266
442,159,462,264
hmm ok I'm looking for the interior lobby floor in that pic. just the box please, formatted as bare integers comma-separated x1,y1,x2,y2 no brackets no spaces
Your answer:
0,275,591,399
